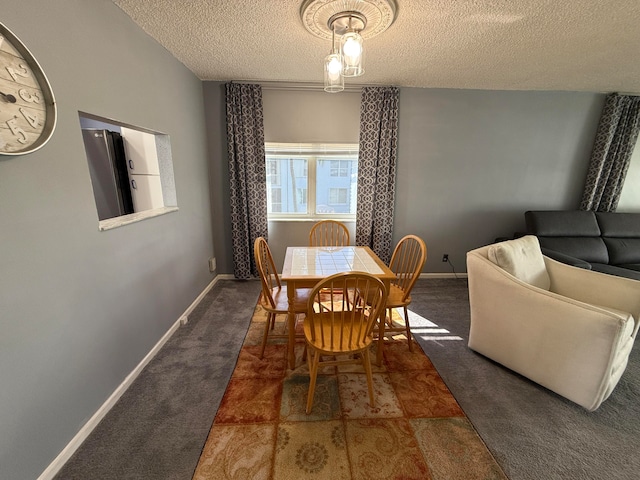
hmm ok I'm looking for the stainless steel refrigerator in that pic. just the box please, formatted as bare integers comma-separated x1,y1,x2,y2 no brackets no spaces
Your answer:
82,129,134,220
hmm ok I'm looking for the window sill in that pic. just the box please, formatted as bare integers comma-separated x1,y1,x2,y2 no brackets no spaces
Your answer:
98,206,179,231
268,217,355,223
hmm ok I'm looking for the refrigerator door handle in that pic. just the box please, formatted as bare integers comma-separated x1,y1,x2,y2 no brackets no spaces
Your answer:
131,179,137,190
129,159,134,170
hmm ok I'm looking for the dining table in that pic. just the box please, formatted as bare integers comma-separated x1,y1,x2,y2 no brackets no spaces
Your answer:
280,245,396,369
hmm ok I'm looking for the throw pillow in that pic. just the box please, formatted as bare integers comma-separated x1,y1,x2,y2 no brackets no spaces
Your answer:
487,235,551,290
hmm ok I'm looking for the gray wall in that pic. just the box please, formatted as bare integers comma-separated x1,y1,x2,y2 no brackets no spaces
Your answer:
206,86,604,275
203,82,231,275
395,88,604,273
617,136,640,211
0,1,215,479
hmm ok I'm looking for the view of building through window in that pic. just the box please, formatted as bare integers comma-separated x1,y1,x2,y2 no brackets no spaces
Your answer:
265,143,358,219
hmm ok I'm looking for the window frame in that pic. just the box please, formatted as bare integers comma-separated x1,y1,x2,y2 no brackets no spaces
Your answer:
265,143,358,221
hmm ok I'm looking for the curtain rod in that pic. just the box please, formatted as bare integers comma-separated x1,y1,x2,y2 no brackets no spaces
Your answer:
232,80,373,92
228,82,638,96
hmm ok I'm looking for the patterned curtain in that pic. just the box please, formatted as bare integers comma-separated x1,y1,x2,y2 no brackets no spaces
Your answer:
580,93,640,212
225,83,269,279
355,86,400,264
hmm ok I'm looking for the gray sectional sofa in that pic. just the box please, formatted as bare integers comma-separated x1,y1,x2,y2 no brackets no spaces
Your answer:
525,210,640,281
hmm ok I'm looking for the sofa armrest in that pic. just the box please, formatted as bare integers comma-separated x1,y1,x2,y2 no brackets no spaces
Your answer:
540,247,592,270
545,256,640,335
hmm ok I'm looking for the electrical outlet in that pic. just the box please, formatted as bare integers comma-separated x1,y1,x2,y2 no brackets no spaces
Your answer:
442,254,449,263
208,257,217,272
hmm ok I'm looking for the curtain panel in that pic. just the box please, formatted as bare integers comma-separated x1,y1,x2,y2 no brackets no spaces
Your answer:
355,86,400,264
225,83,269,279
580,93,640,212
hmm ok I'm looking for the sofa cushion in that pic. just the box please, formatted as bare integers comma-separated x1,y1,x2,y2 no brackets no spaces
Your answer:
538,237,609,264
488,235,551,290
590,263,640,281
540,248,593,269
525,210,600,236
618,263,640,272
603,238,640,265
596,212,640,237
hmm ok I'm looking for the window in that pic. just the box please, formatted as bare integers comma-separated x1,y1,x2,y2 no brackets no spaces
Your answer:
267,159,280,186
297,188,308,205
265,143,358,220
330,160,350,177
269,187,282,212
329,188,348,205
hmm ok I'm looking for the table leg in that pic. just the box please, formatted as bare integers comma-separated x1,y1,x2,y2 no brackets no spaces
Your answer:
287,281,296,369
377,279,392,366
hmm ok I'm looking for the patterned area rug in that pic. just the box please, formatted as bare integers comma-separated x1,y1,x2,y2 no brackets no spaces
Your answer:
193,303,507,480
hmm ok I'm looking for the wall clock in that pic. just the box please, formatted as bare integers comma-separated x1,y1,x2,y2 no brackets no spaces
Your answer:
0,22,56,156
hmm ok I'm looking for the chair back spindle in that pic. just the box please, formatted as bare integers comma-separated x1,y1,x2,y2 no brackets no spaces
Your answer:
307,273,386,351
255,237,281,310
309,220,350,247
389,235,427,301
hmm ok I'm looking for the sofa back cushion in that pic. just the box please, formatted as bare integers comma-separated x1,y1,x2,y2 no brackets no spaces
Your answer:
525,210,609,263
525,210,600,236
488,235,551,290
603,238,640,265
594,213,640,265
538,237,609,264
596,212,640,237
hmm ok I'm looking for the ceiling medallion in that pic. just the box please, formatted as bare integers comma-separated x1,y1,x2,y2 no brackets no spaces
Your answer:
300,0,398,41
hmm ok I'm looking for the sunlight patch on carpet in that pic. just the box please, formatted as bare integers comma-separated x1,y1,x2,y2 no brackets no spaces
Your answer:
404,309,465,343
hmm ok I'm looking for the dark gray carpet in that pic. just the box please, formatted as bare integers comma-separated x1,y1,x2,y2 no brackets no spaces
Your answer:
54,278,640,479
410,278,640,480
54,279,262,480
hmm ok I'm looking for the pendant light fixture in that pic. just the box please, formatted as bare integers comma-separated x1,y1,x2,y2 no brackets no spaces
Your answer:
332,11,366,78
341,28,365,77
324,25,344,92
300,0,397,92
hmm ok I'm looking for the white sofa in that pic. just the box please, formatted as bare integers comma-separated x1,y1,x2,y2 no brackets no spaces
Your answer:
467,235,640,411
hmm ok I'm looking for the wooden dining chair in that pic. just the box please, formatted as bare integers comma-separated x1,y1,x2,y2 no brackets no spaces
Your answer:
372,235,427,364
309,220,350,247
304,272,388,414
254,237,311,359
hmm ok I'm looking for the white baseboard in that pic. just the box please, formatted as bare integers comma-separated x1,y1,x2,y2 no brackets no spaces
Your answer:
179,275,234,323
214,273,236,281
420,272,468,279
37,275,223,480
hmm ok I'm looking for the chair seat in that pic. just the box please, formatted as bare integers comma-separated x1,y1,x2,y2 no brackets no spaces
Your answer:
362,283,410,309
261,285,312,314
385,284,411,309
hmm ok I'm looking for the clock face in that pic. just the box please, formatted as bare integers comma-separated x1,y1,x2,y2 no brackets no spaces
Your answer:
0,23,56,156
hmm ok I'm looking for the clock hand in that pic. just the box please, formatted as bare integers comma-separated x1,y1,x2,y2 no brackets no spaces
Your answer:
0,91,16,103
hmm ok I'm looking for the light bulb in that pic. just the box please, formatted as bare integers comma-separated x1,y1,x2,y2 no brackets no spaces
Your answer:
343,36,362,58
341,31,364,77
324,51,344,93
327,55,341,80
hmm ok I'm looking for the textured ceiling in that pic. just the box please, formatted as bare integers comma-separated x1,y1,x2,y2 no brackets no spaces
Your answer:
112,0,640,93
